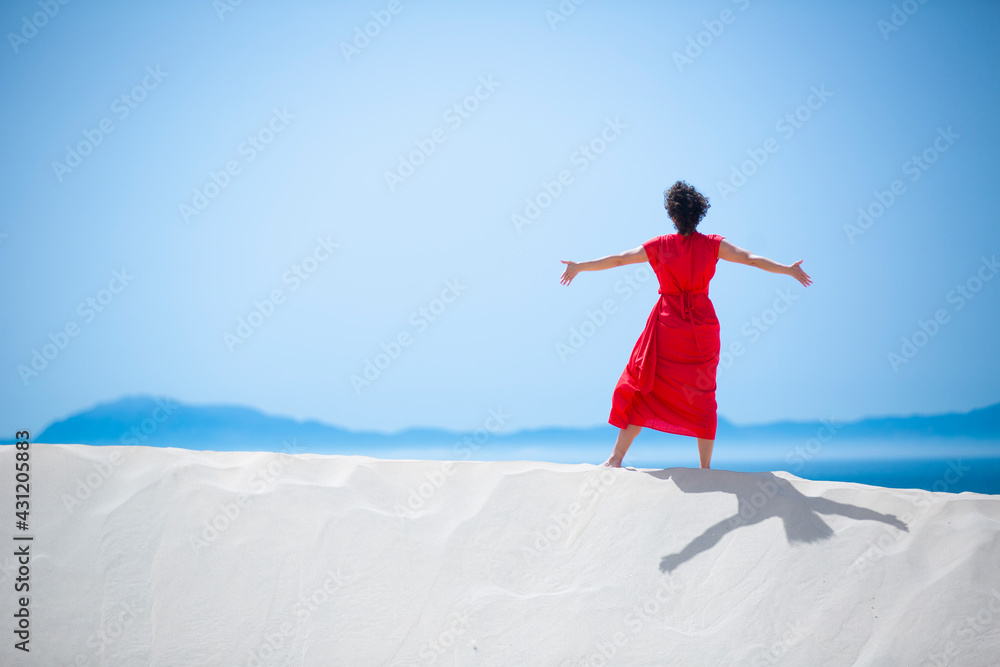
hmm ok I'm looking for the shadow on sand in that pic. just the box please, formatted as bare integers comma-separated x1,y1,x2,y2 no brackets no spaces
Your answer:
646,468,909,573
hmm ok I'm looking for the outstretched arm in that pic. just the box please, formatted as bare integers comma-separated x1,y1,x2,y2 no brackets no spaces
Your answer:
560,246,647,286
718,239,812,287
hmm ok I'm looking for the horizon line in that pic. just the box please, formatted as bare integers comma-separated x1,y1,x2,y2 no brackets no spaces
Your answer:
28,392,1000,439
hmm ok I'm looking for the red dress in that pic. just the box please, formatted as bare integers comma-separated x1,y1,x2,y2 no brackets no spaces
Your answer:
609,231,725,440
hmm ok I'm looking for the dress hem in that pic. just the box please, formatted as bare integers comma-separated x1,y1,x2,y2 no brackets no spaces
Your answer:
608,413,716,440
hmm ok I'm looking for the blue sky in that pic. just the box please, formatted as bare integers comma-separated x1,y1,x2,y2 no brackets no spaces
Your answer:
2,0,998,437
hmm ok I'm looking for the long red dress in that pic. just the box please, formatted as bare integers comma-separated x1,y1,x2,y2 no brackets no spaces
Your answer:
609,231,725,440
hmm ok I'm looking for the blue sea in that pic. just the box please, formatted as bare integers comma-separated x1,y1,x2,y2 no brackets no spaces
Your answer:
722,457,1000,495
360,437,1000,495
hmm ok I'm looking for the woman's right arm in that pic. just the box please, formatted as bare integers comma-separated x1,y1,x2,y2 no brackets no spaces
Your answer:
718,239,812,287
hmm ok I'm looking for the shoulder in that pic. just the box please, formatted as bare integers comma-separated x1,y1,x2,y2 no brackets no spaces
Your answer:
642,236,665,265
643,235,666,251
699,232,725,259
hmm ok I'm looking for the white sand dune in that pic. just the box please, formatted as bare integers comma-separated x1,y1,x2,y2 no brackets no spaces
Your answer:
2,444,999,666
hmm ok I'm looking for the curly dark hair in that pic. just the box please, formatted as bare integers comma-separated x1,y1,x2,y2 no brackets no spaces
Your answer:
663,181,710,236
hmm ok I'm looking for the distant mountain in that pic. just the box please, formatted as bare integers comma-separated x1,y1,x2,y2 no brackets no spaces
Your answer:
719,402,1000,440
30,395,462,451
9,395,1000,454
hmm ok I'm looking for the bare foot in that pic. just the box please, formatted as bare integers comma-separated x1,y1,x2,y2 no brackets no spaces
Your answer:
601,457,623,468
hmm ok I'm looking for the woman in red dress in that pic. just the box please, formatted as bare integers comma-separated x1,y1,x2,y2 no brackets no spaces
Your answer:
559,181,812,469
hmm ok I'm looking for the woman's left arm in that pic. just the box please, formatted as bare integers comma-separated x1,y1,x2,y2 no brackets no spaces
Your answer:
560,246,647,285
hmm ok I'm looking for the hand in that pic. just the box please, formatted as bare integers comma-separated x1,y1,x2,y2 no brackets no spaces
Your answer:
788,260,812,287
559,260,581,285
